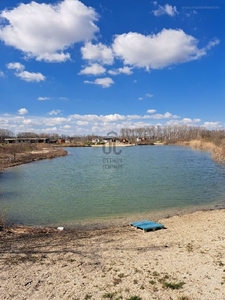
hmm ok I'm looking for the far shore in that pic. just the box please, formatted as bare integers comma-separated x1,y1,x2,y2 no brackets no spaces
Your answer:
2,139,223,173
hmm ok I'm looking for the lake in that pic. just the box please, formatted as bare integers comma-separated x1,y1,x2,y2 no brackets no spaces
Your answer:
0,145,225,227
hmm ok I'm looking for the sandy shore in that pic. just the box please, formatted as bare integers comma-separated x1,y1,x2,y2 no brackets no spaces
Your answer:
0,209,224,300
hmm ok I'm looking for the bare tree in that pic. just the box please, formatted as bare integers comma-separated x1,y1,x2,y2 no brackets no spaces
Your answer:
0,129,14,143
17,132,39,138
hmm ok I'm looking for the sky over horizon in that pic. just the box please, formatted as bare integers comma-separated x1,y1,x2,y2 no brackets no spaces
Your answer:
0,0,224,135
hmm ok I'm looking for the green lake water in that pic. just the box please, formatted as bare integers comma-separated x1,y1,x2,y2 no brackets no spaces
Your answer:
0,145,225,227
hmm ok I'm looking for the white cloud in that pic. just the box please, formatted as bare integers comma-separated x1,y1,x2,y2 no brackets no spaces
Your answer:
49,109,61,115
0,111,223,135
205,38,220,50
81,42,114,65
79,63,106,75
36,52,71,63
203,122,222,129
153,4,178,17
22,119,33,125
112,29,218,70
71,113,126,122
0,0,99,62
182,118,201,123
77,121,89,126
18,108,28,115
16,71,45,82
6,62,25,71
149,112,179,119
43,127,58,132
167,118,201,126
7,61,45,82
108,66,133,75
84,77,114,88
146,93,154,98
38,97,51,101
45,117,67,126
0,70,5,77
62,125,71,129
139,97,143,100
147,109,156,113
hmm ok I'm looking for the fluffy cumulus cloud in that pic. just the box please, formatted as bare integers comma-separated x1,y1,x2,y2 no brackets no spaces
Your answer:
7,62,25,71
112,29,219,70
108,66,133,75
0,111,223,135
167,118,201,126
77,120,89,126
147,112,179,119
79,63,106,75
48,109,61,115
203,121,222,129
18,108,28,115
16,71,45,82
0,70,4,77
0,0,99,62
84,77,114,88
147,109,156,113
153,4,178,17
81,42,114,65
7,62,45,82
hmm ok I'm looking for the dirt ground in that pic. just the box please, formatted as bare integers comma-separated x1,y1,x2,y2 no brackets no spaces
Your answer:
0,209,225,300
0,144,67,171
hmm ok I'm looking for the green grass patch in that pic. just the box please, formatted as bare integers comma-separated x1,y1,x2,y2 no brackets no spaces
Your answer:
162,281,185,290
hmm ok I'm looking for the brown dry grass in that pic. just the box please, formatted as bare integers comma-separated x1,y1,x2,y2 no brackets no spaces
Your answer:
0,143,67,171
178,139,225,164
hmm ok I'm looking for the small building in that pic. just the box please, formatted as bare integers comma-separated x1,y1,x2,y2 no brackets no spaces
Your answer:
57,139,65,144
92,138,100,144
102,136,120,143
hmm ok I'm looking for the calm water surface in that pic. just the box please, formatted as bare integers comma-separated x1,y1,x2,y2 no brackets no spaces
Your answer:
0,146,225,227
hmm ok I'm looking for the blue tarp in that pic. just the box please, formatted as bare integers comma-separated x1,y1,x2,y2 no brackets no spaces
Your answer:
130,220,165,232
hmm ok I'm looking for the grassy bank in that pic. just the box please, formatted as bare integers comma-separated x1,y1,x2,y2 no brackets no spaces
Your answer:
177,139,225,164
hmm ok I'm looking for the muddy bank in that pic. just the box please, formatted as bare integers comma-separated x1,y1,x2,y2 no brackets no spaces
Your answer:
0,144,67,171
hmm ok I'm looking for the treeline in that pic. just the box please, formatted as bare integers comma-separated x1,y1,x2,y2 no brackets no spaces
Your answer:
120,125,225,145
0,129,89,144
1,125,225,145
0,129,69,142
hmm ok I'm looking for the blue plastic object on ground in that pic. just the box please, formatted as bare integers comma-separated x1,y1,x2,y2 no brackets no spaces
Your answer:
130,220,165,232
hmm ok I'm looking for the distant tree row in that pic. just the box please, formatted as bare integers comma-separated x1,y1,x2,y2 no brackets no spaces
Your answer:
1,126,225,145
0,130,77,141
120,125,225,145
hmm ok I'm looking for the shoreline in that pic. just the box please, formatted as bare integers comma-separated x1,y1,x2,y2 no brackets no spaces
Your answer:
0,208,224,299
2,197,225,231
2,203,225,233
176,140,225,164
0,145,67,172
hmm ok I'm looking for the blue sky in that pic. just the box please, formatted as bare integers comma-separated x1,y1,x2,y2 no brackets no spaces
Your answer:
0,0,224,135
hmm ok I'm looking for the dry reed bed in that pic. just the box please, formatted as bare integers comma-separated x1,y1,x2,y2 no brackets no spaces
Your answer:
178,140,225,164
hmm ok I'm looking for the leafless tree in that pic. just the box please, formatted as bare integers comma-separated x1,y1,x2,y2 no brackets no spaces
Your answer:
0,129,14,143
